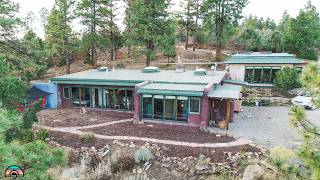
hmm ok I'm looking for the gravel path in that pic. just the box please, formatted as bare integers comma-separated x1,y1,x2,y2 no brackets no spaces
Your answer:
210,106,320,149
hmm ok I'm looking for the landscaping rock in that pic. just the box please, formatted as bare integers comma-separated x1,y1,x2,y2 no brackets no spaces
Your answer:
61,167,79,179
242,164,264,180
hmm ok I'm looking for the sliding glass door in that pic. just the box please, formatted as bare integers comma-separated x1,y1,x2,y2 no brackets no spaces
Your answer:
141,95,191,123
153,96,164,120
142,95,153,119
177,97,189,122
165,96,175,121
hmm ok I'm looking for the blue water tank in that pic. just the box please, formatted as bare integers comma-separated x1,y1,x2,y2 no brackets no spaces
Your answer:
32,82,58,109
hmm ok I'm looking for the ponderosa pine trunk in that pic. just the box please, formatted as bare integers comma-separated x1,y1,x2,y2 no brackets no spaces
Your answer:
193,0,199,52
91,0,97,67
185,1,190,50
146,42,154,67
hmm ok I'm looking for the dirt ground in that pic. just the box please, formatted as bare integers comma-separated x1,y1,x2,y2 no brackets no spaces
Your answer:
38,109,133,127
83,121,234,143
49,130,259,163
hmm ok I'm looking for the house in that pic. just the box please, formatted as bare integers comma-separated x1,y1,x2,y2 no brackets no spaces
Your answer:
50,67,243,128
224,52,306,87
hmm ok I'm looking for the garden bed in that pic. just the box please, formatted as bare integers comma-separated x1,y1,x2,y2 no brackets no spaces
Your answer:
83,121,234,143
48,130,259,163
38,109,133,127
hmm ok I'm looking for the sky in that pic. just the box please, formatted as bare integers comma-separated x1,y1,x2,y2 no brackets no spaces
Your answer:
13,0,320,39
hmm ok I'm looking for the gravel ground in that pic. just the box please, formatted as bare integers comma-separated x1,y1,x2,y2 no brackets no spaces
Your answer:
210,106,320,149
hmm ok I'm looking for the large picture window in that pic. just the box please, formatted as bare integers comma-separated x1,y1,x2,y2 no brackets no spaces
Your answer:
245,66,281,84
189,98,200,114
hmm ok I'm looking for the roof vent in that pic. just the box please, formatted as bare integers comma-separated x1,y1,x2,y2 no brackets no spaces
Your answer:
143,66,160,73
194,68,207,76
98,67,111,72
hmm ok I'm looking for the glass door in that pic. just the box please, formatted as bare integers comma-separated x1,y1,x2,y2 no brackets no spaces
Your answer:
176,96,189,122
165,96,175,121
153,95,164,120
142,95,153,119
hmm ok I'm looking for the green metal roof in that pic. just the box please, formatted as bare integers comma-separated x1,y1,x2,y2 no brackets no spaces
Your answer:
51,69,227,86
208,85,242,99
138,83,206,97
225,52,305,64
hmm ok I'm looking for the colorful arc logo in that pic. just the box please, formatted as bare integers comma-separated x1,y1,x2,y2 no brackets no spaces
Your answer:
5,165,24,178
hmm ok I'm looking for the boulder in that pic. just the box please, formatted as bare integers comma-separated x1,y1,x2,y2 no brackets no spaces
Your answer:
61,167,79,179
242,164,264,180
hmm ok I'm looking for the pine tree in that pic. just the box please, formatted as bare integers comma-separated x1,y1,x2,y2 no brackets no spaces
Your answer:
125,0,174,66
202,0,248,61
46,0,75,74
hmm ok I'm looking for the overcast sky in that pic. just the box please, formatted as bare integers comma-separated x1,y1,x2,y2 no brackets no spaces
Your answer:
13,0,320,38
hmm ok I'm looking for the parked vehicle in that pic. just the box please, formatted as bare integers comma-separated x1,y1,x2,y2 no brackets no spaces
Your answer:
292,91,317,110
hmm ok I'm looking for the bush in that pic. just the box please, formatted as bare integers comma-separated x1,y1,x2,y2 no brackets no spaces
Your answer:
32,100,43,112
298,49,318,61
4,127,22,143
35,129,49,141
0,141,67,179
111,154,135,173
134,147,154,164
81,132,95,144
22,109,38,129
269,147,302,177
273,67,301,96
21,129,34,142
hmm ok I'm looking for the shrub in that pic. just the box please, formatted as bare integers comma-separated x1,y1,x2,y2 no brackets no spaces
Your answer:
22,109,38,129
4,127,22,143
269,147,302,177
273,67,301,96
21,129,34,142
134,147,154,164
90,162,112,180
111,154,135,173
32,100,43,112
35,129,49,141
81,132,95,145
0,141,67,180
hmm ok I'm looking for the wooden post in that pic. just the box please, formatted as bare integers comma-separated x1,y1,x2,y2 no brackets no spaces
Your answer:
226,99,231,130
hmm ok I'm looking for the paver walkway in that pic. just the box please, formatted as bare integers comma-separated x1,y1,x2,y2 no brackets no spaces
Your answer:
42,119,251,148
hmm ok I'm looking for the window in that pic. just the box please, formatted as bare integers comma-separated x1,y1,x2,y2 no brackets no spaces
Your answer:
189,98,200,114
245,66,281,84
262,68,271,83
244,68,254,83
63,87,70,99
142,95,153,119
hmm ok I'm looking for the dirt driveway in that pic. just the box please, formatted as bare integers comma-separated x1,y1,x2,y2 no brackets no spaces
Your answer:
211,106,320,150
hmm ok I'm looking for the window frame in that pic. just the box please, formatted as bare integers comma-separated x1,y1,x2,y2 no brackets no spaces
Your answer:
244,66,281,84
189,97,201,114
63,87,71,99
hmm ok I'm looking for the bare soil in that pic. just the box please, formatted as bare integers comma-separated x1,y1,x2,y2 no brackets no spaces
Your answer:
38,109,133,127
83,121,234,143
49,131,259,163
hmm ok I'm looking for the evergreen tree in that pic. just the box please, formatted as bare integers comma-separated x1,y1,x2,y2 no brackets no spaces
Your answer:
202,0,248,61
283,1,320,60
45,0,75,74
125,0,174,66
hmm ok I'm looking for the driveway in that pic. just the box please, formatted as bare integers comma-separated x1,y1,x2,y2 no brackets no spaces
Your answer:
211,106,320,149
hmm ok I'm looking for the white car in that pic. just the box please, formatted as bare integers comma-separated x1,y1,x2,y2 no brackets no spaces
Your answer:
292,92,317,110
